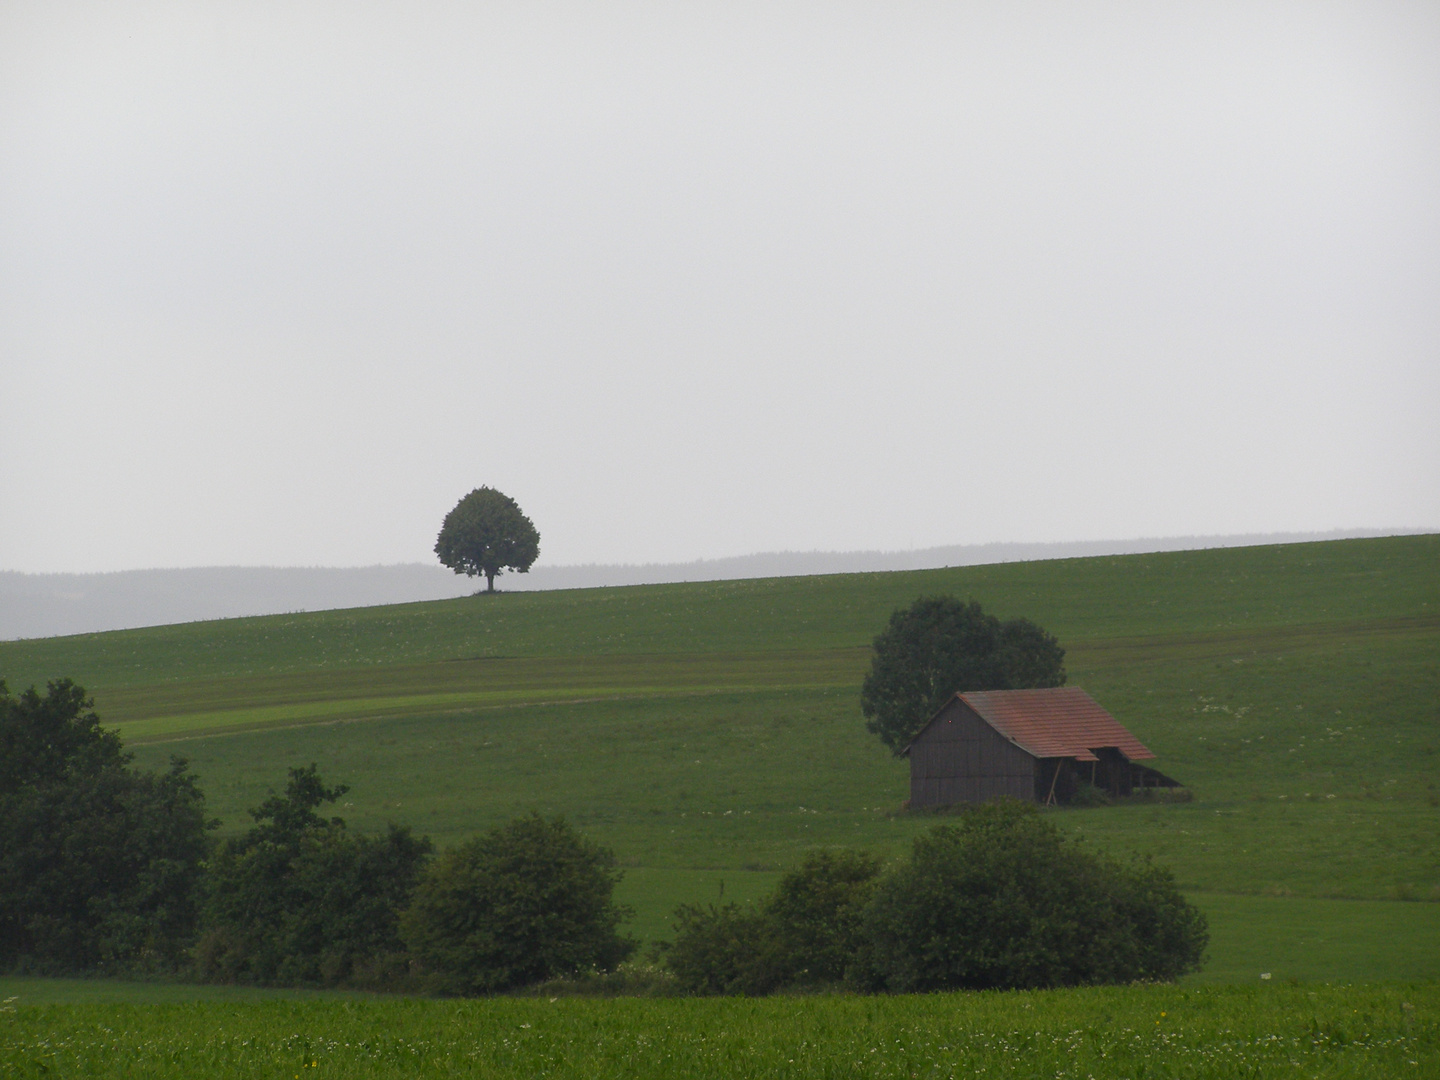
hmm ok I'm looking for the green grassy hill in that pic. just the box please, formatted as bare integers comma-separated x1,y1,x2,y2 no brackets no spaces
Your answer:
2,534,1437,982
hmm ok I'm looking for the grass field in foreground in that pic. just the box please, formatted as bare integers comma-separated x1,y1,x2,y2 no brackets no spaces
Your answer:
1,535,1436,982
3,984,1435,1079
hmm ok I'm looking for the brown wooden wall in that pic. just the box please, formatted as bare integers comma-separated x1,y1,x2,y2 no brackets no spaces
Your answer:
908,698,1036,807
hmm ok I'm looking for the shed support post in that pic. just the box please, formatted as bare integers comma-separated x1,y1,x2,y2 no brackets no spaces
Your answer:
1044,759,1063,806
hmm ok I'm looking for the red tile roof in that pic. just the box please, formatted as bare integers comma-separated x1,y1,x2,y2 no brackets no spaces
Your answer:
953,686,1155,762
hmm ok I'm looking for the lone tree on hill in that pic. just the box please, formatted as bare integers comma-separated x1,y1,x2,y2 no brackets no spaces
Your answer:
434,486,540,593
860,596,1065,753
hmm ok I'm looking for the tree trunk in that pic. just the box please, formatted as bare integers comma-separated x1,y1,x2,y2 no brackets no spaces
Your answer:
485,570,496,593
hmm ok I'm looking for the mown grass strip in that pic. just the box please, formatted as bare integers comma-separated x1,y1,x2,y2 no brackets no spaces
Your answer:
96,650,869,719
114,683,850,742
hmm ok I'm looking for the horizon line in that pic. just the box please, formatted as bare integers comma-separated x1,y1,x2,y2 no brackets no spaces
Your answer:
3,526,1434,579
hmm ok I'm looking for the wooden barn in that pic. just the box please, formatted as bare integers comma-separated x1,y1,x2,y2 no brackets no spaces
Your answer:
902,686,1180,808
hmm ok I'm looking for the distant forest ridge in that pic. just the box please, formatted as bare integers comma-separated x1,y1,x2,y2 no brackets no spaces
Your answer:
1,528,1430,642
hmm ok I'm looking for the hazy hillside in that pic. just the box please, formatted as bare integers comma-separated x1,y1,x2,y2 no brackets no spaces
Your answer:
2,533,1436,982
0,528,1422,640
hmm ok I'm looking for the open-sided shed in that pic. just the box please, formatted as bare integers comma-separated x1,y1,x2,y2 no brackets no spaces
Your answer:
902,686,1179,807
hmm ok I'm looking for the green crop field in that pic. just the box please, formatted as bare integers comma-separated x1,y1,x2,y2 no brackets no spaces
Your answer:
1,535,1437,989
2,983,1435,1078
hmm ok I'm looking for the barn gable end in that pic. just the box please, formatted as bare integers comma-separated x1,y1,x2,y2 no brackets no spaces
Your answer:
906,697,1036,807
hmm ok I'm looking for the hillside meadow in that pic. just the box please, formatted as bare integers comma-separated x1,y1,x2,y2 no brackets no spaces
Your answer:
1,534,1437,985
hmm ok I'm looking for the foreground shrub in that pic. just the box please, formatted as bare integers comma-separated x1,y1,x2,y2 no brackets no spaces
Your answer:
764,848,884,988
666,902,779,995
400,813,636,995
668,849,883,994
860,800,1207,991
668,803,1204,996
197,765,431,987
0,678,213,974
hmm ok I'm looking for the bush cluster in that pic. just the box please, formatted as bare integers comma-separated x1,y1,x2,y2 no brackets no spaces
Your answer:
195,765,432,987
400,813,635,995
0,678,631,992
667,802,1208,994
667,849,882,994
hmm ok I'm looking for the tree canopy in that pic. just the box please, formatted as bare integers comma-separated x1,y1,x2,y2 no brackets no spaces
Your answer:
434,486,540,593
860,596,1065,752
400,813,635,995
859,802,1208,991
668,849,883,995
0,678,213,974
197,764,431,988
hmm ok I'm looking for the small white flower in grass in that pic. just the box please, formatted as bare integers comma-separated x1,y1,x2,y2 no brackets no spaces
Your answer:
1260,973,1272,980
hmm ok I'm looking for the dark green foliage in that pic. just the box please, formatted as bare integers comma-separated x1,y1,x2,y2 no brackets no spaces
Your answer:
667,850,884,994
197,765,431,987
399,813,635,994
0,679,212,974
0,678,125,791
995,617,1068,692
665,903,779,995
861,596,1065,752
861,802,1207,991
763,849,884,986
434,486,541,593
244,764,348,837
667,820,1203,996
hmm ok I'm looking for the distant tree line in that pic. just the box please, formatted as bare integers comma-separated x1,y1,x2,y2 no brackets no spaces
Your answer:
1,677,1204,994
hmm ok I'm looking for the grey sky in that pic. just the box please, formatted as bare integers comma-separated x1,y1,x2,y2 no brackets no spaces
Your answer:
2,1,1437,574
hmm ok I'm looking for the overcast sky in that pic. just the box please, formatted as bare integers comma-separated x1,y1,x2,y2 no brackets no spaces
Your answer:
2,1,1437,574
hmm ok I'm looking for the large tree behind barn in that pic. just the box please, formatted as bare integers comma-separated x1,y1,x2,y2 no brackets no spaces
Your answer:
902,686,1181,808
861,596,1066,753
